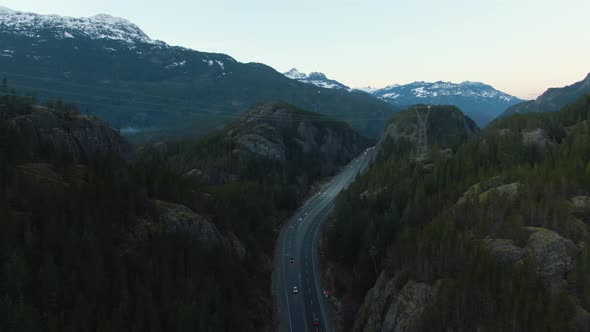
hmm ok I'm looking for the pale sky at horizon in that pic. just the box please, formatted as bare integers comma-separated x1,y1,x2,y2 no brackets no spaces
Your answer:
2,0,589,100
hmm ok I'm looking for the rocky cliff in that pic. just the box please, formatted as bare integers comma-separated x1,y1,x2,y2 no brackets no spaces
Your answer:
374,104,479,162
231,102,370,173
3,105,135,163
173,102,370,186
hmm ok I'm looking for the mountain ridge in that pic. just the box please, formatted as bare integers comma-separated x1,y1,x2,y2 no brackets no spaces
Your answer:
0,7,396,140
501,72,590,117
371,80,523,126
0,6,154,44
283,67,351,90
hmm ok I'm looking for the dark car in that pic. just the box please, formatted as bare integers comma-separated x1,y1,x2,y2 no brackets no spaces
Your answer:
313,319,320,326
289,257,294,263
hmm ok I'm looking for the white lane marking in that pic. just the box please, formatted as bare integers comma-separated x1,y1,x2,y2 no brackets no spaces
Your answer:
284,287,293,332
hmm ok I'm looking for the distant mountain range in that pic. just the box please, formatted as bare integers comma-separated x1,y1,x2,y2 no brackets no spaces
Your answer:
282,66,524,126
371,81,524,126
0,7,396,140
283,68,351,90
501,73,590,117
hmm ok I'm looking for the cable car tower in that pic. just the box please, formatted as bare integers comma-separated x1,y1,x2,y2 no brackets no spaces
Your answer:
415,105,431,158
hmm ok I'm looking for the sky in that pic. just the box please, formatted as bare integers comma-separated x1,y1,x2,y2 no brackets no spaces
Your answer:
2,0,590,99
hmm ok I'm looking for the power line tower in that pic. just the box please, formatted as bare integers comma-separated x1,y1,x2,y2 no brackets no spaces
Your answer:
414,105,431,158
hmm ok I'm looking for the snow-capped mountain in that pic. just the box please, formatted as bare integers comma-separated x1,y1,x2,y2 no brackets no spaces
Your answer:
372,81,524,126
283,68,350,90
0,6,154,44
0,7,395,139
355,86,382,93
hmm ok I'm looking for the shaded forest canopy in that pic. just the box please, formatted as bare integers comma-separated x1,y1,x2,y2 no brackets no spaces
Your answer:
328,95,590,331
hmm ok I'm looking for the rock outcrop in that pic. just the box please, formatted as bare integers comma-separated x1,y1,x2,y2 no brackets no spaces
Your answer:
353,271,438,332
6,106,135,163
381,281,437,332
525,227,579,294
572,196,590,224
522,128,553,146
374,105,479,162
151,200,247,260
154,200,223,250
229,102,369,175
483,227,579,294
458,176,520,205
482,238,526,264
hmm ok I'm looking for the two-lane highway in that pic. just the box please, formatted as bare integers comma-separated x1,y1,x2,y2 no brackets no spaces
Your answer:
276,148,374,332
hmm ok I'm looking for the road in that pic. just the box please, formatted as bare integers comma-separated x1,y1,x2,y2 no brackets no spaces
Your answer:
276,147,374,332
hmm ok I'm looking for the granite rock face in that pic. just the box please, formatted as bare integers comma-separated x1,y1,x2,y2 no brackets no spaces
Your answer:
152,200,247,260
353,272,437,332
522,128,553,146
374,105,479,162
381,281,437,332
525,227,579,294
230,102,369,175
458,176,520,205
6,106,135,163
154,200,224,250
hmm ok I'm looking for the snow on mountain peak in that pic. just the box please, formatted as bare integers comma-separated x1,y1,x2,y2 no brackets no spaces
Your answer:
282,68,350,91
307,72,327,80
374,80,518,102
0,6,154,44
284,68,306,80
356,86,382,93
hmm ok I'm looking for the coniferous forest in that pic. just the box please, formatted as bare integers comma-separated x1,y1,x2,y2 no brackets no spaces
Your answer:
327,96,590,331
0,85,364,331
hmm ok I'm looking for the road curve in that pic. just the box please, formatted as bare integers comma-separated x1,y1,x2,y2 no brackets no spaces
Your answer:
276,148,374,332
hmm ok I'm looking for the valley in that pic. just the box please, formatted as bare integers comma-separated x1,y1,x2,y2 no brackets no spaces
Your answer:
1,3,590,332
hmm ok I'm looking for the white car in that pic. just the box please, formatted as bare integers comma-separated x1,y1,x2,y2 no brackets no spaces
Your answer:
298,217,303,222
292,286,299,294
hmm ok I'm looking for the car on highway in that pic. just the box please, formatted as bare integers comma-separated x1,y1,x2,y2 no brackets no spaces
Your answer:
292,286,298,294
289,257,294,263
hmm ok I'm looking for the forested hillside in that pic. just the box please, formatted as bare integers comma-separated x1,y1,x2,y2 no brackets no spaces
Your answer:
0,8,397,140
325,98,590,331
502,73,590,117
0,88,366,331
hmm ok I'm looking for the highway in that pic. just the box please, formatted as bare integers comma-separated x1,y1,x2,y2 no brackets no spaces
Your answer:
276,147,374,332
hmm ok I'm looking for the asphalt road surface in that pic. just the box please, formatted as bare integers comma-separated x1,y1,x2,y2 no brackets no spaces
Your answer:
277,148,374,332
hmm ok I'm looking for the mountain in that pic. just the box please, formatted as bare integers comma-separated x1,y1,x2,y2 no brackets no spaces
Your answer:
0,7,396,140
324,94,590,331
502,72,590,117
166,101,370,187
0,88,370,331
356,86,381,93
283,68,351,90
3,104,135,164
374,105,480,161
372,81,523,126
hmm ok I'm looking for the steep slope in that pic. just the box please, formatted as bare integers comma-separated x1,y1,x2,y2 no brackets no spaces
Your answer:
325,94,590,331
2,104,135,163
374,104,480,161
283,68,351,90
0,7,396,140
165,102,370,189
373,81,523,126
0,91,297,331
502,72,590,117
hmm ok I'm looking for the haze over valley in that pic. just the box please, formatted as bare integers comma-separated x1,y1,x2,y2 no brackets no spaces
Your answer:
1,2,590,332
